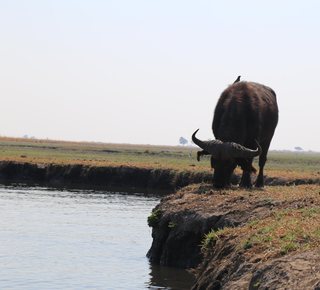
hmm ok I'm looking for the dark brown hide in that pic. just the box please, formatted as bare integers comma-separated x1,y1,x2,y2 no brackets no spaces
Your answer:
195,81,278,188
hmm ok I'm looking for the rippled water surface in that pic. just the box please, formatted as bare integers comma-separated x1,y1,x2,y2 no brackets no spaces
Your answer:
0,184,194,289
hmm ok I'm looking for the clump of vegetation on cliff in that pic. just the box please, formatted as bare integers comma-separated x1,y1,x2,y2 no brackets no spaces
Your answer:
148,209,162,228
201,228,226,250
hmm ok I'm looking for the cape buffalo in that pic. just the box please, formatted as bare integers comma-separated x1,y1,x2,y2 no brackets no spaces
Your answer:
192,80,278,188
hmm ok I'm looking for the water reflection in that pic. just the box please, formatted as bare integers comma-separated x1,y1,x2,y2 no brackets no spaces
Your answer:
147,263,195,290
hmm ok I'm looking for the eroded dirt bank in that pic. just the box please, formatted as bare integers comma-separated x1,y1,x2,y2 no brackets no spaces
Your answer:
147,183,320,289
0,161,318,190
0,161,212,189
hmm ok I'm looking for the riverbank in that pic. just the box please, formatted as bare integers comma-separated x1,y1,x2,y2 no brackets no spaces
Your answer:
2,138,320,288
0,160,212,190
0,160,319,190
3,160,320,288
147,183,320,289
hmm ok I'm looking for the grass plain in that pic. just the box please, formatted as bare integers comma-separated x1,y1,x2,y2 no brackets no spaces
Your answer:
0,136,319,174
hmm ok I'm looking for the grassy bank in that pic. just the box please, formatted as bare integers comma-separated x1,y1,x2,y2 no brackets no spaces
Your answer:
0,137,214,189
196,183,320,258
0,137,319,189
148,182,320,288
0,136,319,175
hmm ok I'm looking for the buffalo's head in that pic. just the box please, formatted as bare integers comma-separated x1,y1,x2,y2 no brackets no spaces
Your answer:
192,129,262,188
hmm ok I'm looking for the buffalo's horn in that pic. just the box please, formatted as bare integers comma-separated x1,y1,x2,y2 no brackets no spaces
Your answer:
192,129,262,160
227,140,262,159
192,129,225,159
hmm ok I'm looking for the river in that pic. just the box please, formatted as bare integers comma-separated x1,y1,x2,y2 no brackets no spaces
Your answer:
0,183,194,289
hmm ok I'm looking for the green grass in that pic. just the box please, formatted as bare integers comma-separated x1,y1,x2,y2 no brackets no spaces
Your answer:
201,228,227,249
0,137,203,167
257,151,320,172
147,209,162,228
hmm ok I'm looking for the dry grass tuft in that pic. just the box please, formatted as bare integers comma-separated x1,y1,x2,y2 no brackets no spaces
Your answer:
197,183,320,260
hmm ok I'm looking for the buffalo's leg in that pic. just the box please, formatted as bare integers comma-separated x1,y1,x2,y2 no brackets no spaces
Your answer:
255,141,270,187
240,171,252,188
239,158,254,188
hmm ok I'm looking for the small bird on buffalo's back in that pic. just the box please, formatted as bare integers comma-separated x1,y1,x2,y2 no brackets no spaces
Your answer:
233,75,241,83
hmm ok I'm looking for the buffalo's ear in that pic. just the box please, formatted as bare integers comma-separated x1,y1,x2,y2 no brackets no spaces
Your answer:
197,150,210,162
237,159,257,173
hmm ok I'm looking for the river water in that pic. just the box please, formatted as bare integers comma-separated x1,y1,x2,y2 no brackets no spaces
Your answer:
0,184,194,289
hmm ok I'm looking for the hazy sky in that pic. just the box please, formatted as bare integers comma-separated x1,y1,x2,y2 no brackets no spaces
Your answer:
1,1,320,151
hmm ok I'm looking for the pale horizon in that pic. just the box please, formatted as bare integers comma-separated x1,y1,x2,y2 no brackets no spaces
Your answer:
1,1,320,152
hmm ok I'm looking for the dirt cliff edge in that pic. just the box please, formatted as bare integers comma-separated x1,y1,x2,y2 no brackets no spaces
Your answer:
147,183,320,289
